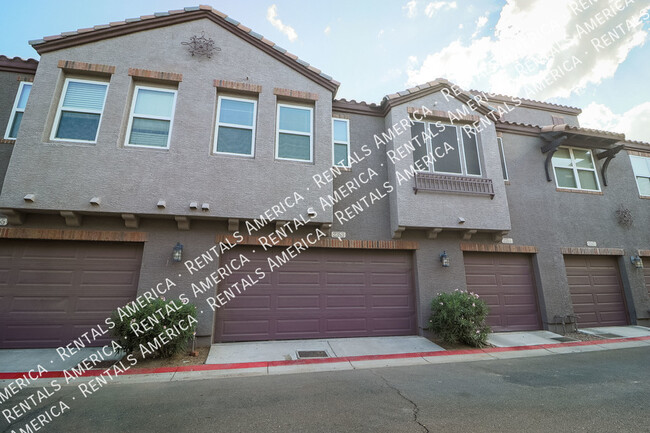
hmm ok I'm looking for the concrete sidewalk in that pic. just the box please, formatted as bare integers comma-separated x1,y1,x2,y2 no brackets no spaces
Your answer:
206,336,444,364
0,347,122,373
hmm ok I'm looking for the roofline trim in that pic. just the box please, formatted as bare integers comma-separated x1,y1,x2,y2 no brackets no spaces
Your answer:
0,56,38,74
29,8,339,94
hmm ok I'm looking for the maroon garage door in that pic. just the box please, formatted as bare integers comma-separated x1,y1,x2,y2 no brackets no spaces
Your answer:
0,240,143,348
214,248,417,342
564,255,628,328
464,252,541,332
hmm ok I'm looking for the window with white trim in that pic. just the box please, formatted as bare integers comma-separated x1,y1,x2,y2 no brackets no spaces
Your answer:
630,155,650,196
411,122,482,176
51,78,108,143
551,146,600,191
332,118,350,167
125,86,177,149
214,96,257,156
497,137,509,181
4,82,32,140
276,103,313,162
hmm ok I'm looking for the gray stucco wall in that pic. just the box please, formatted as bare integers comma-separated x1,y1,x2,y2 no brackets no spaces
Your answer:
501,132,650,325
0,70,34,194
1,18,333,224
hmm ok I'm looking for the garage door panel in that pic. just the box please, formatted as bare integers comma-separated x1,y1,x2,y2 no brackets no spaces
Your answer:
464,252,541,332
215,248,416,342
565,255,628,328
226,295,271,309
371,317,414,332
1,240,142,348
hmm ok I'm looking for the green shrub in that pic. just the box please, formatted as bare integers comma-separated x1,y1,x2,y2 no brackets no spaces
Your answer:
428,290,490,347
111,297,197,358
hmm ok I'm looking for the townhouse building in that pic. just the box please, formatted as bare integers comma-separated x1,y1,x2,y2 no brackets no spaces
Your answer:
0,6,648,348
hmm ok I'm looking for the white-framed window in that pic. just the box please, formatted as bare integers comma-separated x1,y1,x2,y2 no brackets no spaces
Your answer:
214,96,257,156
551,146,600,191
630,155,650,196
332,118,350,167
51,78,109,143
125,85,177,149
497,136,509,181
276,103,313,162
411,122,482,176
4,81,32,140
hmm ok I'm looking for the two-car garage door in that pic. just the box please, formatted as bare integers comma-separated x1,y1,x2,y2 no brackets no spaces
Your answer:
0,240,142,348
214,248,417,342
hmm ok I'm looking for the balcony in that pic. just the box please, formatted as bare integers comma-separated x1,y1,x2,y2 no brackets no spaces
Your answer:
413,172,495,199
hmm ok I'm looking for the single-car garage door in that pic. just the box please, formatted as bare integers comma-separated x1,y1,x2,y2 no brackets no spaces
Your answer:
464,252,541,332
214,248,417,342
564,255,628,328
0,240,143,348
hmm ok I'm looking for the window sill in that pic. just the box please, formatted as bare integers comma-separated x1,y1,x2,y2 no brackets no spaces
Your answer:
504,180,511,185
639,195,650,200
0,139,16,144
555,187,603,195
332,166,351,172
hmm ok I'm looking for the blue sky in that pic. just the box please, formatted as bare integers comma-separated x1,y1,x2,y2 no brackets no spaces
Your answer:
1,0,649,141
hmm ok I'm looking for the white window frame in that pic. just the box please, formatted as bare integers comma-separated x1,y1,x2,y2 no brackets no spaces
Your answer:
124,85,177,150
413,122,482,177
629,155,650,197
497,136,509,181
213,95,257,157
551,146,601,191
275,103,313,163
51,78,109,144
332,118,350,167
4,81,32,140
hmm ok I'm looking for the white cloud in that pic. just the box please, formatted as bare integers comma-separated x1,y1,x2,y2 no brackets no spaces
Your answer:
324,25,331,36
580,102,650,143
378,29,385,39
407,0,650,100
424,1,457,18
458,23,463,29
403,0,418,19
266,4,298,42
471,14,489,38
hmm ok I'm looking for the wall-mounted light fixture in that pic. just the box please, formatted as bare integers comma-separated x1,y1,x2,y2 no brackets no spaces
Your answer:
172,242,184,262
630,255,644,269
440,251,450,267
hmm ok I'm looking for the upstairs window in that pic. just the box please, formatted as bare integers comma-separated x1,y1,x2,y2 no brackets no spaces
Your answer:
497,137,509,181
630,155,650,196
52,78,108,143
214,96,257,156
4,82,32,140
125,86,177,149
551,146,600,191
276,103,313,162
411,122,482,176
332,118,350,167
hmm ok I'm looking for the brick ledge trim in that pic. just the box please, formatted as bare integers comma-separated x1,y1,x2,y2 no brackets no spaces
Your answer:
216,234,417,250
637,249,650,257
460,242,538,253
58,60,115,75
561,247,624,256
273,88,319,101
0,139,16,144
128,68,182,83
0,228,147,242
214,79,261,94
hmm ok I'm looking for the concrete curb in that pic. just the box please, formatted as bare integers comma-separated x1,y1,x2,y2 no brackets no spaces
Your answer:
1,335,649,383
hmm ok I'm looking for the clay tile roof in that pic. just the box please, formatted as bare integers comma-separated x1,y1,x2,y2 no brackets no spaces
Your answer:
0,55,39,74
469,89,582,114
540,123,625,140
28,5,338,93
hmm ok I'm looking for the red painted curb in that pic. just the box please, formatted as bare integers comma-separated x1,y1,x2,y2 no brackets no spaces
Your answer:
1,335,648,381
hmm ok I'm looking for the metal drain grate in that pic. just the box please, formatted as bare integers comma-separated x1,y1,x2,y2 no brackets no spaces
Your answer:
296,350,329,359
550,336,578,343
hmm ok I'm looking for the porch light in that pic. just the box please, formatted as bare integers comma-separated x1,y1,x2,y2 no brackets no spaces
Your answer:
172,242,183,262
440,251,450,267
630,255,643,269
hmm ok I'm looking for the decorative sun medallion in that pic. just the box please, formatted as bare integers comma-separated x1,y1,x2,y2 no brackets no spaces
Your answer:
181,32,220,58
615,204,632,228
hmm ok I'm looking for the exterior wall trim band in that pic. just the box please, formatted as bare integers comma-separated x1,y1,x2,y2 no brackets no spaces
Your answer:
216,234,418,250
560,247,624,256
460,242,538,253
0,228,147,242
